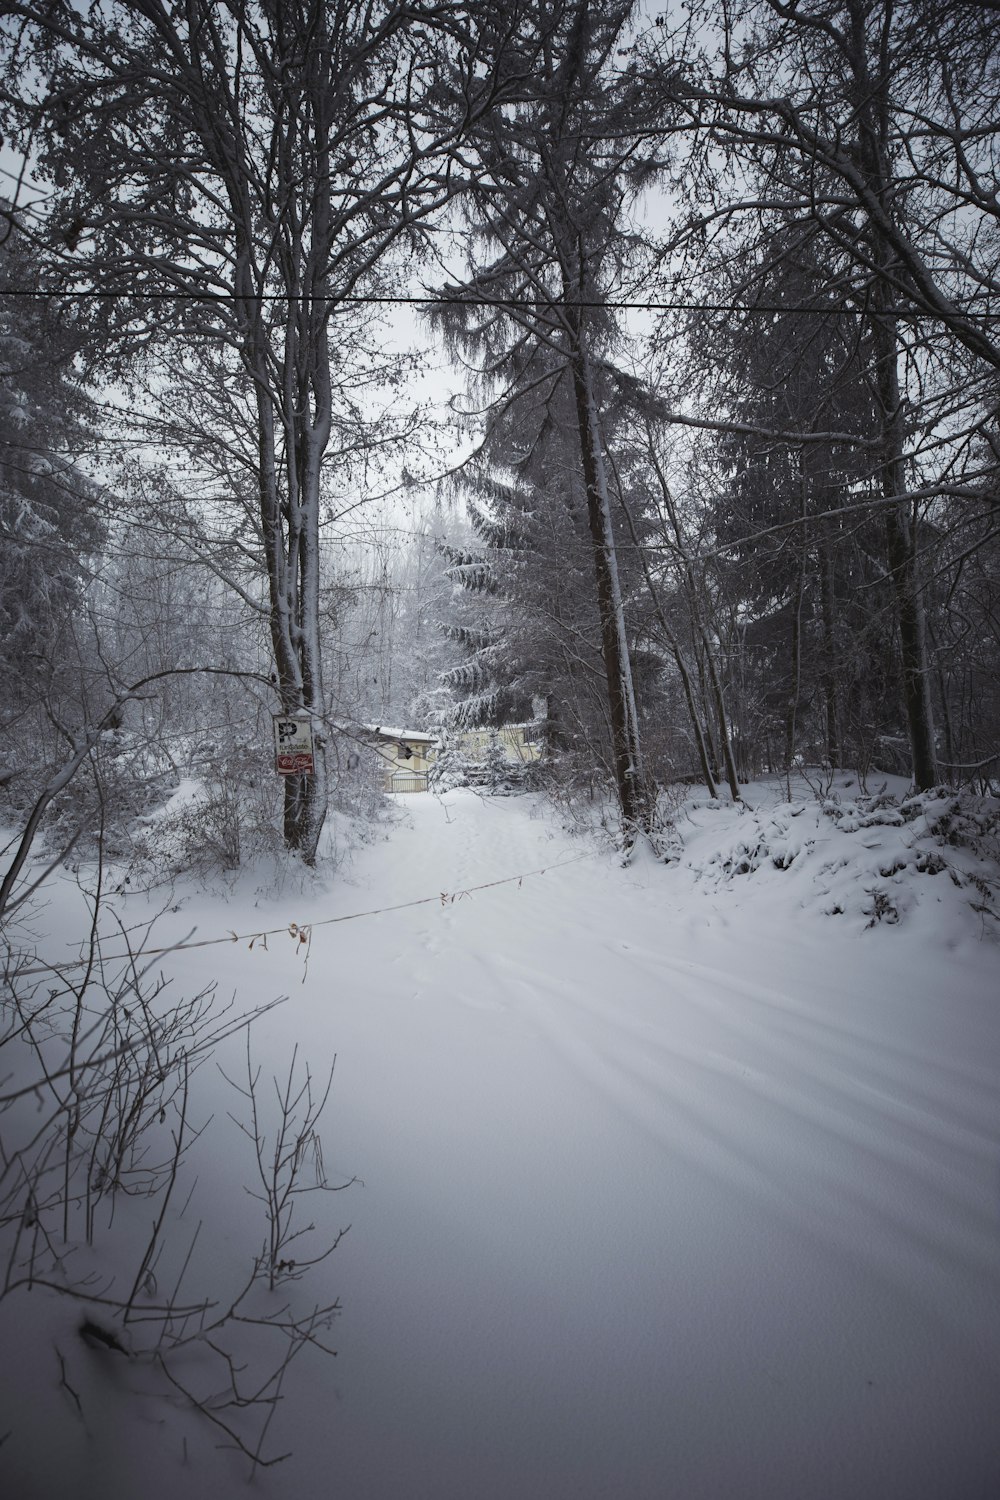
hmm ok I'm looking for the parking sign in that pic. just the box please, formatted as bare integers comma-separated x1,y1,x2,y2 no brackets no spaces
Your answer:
273,715,314,776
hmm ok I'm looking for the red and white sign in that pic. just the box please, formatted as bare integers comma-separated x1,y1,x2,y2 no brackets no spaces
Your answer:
273,715,314,776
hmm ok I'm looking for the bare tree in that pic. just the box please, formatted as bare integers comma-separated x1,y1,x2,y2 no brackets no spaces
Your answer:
642,0,1000,788
1,0,526,858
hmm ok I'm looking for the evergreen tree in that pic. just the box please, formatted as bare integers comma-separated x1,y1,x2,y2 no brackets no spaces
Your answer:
428,0,664,834
0,220,104,715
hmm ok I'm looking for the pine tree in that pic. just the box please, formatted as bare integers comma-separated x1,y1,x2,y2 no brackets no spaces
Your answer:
0,220,104,714
436,505,535,730
427,0,662,834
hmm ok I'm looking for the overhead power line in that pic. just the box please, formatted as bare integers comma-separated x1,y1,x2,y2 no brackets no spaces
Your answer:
0,285,997,319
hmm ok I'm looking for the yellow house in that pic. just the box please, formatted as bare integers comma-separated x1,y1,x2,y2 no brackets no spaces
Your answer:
448,724,542,765
361,722,542,793
364,726,439,792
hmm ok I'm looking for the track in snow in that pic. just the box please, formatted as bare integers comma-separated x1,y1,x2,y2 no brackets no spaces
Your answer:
228,790,1000,1500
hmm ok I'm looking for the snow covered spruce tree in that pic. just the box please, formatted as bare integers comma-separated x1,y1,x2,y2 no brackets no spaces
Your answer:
377,507,465,729
436,492,537,732
0,215,104,721
429,0,663,838
647,0,1000,790
1,0,527,861
439,439,640,788
671,220,899,781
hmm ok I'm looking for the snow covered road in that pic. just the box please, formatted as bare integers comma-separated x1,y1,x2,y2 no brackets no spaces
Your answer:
231,789,1000,1500
3,786,998,1498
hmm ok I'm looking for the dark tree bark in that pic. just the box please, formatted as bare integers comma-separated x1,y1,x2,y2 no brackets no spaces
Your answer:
2,0,520,858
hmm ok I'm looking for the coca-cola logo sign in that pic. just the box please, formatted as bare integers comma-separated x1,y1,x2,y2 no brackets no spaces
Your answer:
273,715,314,776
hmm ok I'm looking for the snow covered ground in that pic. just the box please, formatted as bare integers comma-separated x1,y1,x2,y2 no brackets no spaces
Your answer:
2,777,999,1498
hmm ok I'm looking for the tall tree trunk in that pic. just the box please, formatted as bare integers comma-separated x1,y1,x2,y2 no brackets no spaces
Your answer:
849,2,938,791
697,647,721,778
817,527,840,769
617,486,717,797
642,426,740,799
871,310,937,789
569,338,648,833
702,633,741,801
784,472,808,785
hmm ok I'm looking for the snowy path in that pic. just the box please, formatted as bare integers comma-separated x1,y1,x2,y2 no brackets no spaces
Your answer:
200,789,1000,1500
4,788,999,1498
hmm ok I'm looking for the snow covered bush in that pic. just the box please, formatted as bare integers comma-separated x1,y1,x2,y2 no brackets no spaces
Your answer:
0,909,345,1473
428,742,480,791
482,732,536,795
127,743,283,880
679,776,1000,932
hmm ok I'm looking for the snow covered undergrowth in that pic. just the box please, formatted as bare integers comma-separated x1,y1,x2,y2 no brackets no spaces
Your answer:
2,778,999,1499
680,774,1000,934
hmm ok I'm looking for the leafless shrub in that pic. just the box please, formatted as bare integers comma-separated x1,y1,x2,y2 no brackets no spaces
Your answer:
222,1035,352,1293
1,903,346,1473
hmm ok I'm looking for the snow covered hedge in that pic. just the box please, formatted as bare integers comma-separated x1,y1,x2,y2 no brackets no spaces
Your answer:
428,735,545,797
680,779,1000,932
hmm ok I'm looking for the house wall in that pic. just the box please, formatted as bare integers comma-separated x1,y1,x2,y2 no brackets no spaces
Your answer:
376,723,541,792
379,737,437,792
448,726,541,763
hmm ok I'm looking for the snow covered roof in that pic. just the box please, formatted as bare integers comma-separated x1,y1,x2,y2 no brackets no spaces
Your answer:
363,725,438,745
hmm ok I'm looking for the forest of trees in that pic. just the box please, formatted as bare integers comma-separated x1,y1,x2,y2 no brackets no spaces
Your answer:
1,0,998,880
